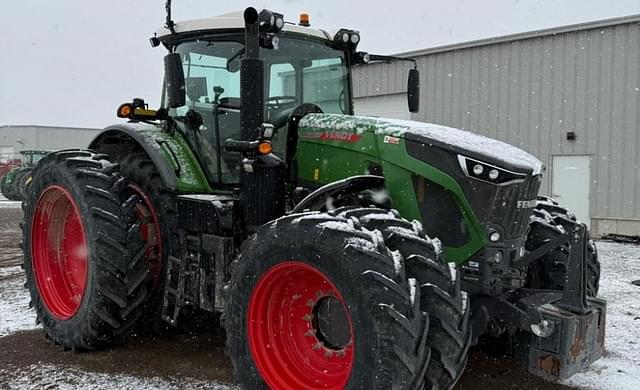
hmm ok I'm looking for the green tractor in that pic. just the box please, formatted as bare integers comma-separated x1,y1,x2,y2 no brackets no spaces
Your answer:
21,3,605,389
1,150,49,201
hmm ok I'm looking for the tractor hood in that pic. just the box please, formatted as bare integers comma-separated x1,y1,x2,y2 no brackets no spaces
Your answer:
298,113,543,175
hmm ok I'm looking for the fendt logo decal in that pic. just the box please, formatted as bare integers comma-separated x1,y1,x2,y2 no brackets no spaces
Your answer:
517,200,537,209
300,131,363,143
383,135,400,144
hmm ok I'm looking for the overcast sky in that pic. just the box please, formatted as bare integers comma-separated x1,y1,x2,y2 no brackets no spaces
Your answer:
1,0,638,129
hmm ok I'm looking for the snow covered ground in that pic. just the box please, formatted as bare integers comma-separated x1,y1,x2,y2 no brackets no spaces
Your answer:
0,196,21,208
563,241,640,390
0,240,638,389
0,271,238,389
0,364,236,390
0,266,39,337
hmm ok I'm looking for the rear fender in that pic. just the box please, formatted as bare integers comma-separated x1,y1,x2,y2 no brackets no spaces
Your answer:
89,123,212,193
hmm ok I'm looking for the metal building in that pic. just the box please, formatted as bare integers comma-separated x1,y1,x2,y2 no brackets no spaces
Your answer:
0,125,100,162
353,14,640,237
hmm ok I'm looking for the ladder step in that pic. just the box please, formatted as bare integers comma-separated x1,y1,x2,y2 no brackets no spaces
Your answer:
161,232,203,327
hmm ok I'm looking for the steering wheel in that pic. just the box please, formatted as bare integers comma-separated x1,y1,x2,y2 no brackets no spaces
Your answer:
267,96,300,129
267,95,299,109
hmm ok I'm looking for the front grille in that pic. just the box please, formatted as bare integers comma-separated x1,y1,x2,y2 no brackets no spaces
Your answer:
493,175,542,238
403,137,542,241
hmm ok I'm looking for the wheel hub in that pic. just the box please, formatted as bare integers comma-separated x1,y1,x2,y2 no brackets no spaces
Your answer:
31,185,88,320
247,261,354,390
313,295,351,351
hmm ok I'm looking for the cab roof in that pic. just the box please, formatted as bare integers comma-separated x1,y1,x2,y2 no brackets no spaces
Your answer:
155,11,331,42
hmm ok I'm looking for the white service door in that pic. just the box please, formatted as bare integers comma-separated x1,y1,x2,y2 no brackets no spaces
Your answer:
353,94,411,120
551,155,591,226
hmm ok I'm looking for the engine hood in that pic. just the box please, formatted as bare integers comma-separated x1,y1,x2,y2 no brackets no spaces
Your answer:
299,113,543,175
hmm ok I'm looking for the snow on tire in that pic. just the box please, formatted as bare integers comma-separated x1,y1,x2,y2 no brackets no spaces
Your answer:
226,211,430,389
335,206,472,390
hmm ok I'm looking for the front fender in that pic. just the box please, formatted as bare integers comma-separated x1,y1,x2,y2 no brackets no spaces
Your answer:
89,123,212,193
291,175,386,213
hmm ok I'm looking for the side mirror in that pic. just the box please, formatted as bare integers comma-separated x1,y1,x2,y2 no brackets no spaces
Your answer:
164,53,186,108
407,68,420,113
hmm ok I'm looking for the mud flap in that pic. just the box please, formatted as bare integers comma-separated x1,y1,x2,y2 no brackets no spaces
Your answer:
519,297,606,380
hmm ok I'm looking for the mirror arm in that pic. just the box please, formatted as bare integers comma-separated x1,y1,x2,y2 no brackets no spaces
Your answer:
366,54,417,69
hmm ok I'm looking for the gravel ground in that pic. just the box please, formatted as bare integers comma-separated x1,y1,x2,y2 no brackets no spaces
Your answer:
0,202,638,389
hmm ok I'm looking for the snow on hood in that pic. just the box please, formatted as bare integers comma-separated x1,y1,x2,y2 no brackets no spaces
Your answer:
299,114,543,174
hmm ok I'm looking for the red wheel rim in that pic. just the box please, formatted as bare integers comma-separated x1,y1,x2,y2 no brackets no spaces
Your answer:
248,262,354,390
129,184,162,286
31,185,88,320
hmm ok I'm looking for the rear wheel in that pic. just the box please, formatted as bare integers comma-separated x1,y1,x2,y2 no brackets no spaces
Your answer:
118,153,177,328
525,196,600,296
226,211,430,389
22,150,148,349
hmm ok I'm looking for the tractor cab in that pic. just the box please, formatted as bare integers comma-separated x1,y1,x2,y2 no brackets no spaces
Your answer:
146,10,419,189
151,11,357,185
19,150,49,167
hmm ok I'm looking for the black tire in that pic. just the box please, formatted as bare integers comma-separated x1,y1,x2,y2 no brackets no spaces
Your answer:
525,197,600,296
1,168,25,201
226,211,430,389
1,185,21,201
17,167,33,200
118,153,177,329
22,150,148,350
335,207,472,390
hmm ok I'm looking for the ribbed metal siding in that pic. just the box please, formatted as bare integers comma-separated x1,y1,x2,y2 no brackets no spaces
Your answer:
0,126,100,152
353,20,640,220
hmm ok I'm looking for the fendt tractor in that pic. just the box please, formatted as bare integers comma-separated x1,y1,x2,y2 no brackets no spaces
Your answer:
22,3,606,389
1,150,49,201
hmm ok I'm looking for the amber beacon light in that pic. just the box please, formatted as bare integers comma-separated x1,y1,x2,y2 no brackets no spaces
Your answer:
299,12,310,26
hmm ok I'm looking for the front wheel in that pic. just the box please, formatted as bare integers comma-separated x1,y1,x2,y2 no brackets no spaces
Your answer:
335,207,472,389
226,212,430,389
525,196,600,296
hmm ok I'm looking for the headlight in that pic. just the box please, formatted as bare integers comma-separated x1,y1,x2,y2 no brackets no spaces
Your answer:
258,10,285,33
275,16,284,30
457,155,526,186
334,29,361,50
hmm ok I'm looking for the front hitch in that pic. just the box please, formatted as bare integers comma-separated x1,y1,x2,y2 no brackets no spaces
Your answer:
474,219,606,380
524,221,606,380
557,223,590,314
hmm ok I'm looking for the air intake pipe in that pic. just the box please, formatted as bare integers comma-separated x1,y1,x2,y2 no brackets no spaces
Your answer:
238,7,286,232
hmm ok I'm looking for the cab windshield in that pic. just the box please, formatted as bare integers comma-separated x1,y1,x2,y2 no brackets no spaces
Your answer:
171,35,351,184
22,151,48,166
